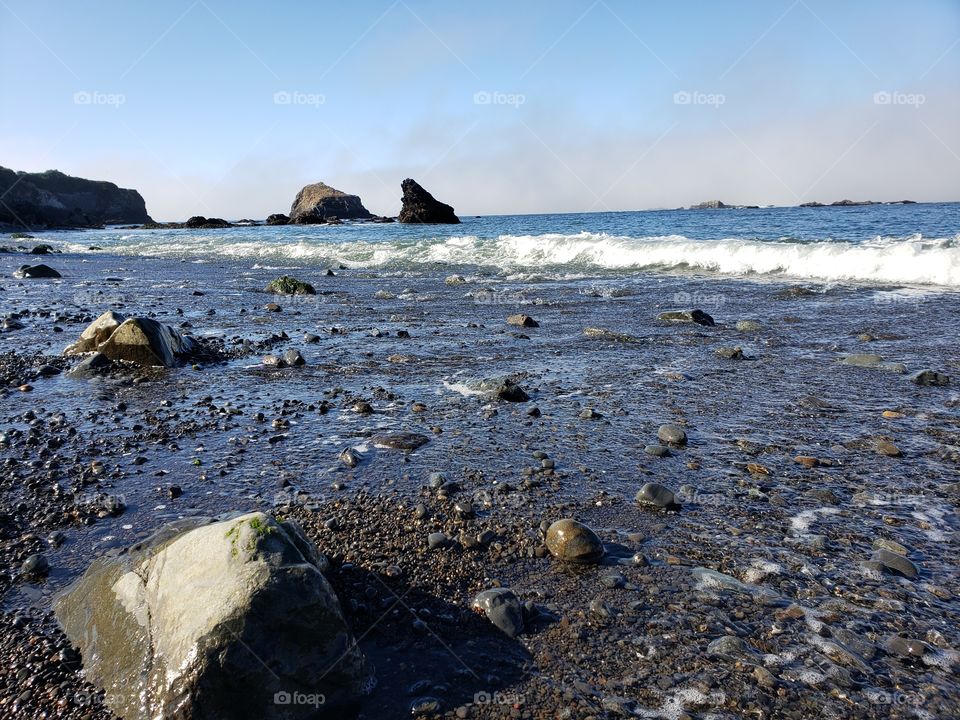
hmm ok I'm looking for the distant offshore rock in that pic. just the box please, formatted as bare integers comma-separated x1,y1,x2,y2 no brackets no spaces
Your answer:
688,200,759,210
398,178,460,224
289,182,372,223
0,165,152,229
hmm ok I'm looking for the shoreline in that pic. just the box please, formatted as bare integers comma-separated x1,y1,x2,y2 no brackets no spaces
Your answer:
1,246,958,718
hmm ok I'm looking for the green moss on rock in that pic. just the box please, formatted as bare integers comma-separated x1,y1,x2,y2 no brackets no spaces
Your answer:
265,275,316,296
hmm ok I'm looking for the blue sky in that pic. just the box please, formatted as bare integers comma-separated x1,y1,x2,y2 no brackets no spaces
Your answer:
1,0,958,219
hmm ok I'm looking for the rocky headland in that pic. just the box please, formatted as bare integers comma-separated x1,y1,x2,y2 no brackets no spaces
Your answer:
0,166,152,230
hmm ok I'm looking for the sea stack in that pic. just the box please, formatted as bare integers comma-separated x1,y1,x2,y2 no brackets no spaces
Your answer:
397,178,460,224
289,182,372,223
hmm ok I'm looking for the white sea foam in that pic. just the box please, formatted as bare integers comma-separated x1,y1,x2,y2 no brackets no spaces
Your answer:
60,231,960,286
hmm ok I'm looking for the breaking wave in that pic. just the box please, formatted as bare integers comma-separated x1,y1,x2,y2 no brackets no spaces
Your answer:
63,231,960,286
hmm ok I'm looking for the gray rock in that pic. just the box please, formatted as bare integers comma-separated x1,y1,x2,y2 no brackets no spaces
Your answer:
545,519,604,564
471,377,529,402
735,320,761,331
371,432,430,451
883,636,929,659
67,316,196,367
871,548,919,578
912,369,949,386
657,423,687,445
506,314,538,328
635,482,680,510
707,635,756,658
841,354,883,368
282,349,305,367
472,588,524,637
657,309,715,326
67,352,115,377
22,553,49,578
13,263,62,279
427,532,452,550
338,447,362,468
54,512,368,720
289,182,372,223
715,346,745,360
644,444,670,457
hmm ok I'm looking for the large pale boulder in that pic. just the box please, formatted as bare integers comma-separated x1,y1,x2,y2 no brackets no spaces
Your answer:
289,182,372,223
64,310,127,354
55,512,368,720
65,315,196,367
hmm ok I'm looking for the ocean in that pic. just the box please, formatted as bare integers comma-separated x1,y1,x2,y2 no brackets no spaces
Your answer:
56,201,960,286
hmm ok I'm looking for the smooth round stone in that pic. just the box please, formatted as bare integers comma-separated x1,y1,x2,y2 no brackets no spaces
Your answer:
644,444,670,457
872,549,919,578
635,482,680,510
736,319,761,331
657,424,687,445
883,635,929,659
427,532,451,550
707,635,753,657
22,554,49,578
600,573,626,589
545,519,604,564
872,538,909,556
428,472,446,489
371,432,430,450
472,588,524,638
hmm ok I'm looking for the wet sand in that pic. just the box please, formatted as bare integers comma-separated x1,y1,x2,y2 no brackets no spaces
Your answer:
1,246,959,718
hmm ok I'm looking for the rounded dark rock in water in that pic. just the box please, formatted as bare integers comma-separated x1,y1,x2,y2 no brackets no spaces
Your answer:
472,588,524,637
473,376,529,403
398,178,460,224
371,432,430,451
644,444,670,457
265,213,290,226
635,482,680,510
715,346,745,360
545,519,604,564
282,349,305,367
265,275,316,296
506,314,538,328
22,553,49,578
67,352,115,377
883,635,929,659
657,423,687,445
736,319,762,331
912,369,949,386
13,263,61,279
339,447,362,468
657,309,715,326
